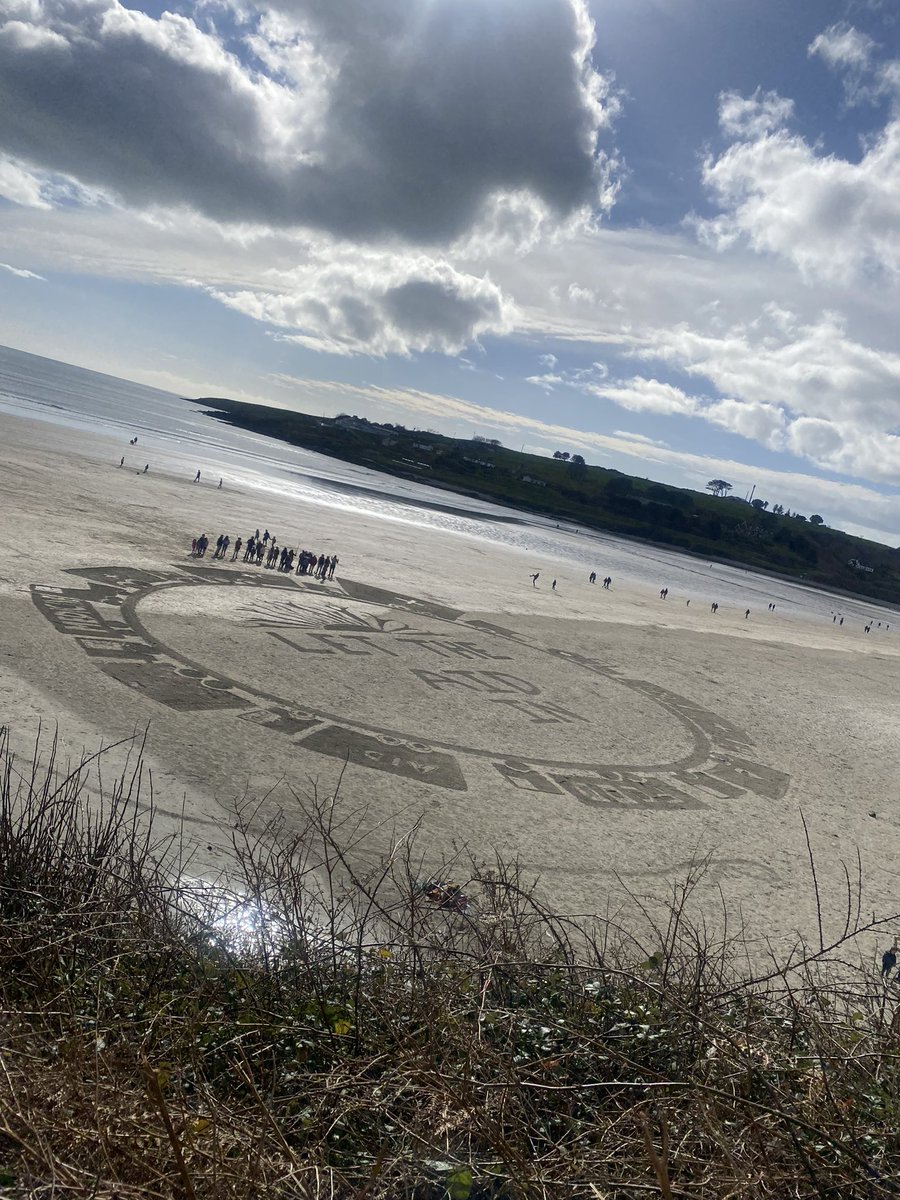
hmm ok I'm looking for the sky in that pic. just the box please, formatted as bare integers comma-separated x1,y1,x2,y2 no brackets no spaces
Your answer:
1,0,900,542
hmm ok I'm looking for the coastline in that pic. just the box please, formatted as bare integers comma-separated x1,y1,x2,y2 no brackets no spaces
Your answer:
196,397,900,608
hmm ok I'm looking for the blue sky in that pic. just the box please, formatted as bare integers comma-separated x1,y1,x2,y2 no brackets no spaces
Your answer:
1,0,900,540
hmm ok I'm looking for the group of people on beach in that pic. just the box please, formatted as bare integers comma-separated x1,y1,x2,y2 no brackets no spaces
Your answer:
191,529,339,581
530,567,893,634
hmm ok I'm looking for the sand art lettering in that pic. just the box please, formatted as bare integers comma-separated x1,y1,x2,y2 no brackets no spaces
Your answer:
30,565,790,807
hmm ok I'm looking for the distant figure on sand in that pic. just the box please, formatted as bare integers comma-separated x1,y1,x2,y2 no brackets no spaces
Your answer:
882,945,898,978
142,464,149,473
218,478,223,489
531,573,540,587
589,571,596,584
552,579,557,591
194,470,201,483
118,456,124,467
745,609,750,619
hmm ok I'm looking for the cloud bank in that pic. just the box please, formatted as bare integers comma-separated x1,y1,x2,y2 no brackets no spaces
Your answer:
0,0,615,242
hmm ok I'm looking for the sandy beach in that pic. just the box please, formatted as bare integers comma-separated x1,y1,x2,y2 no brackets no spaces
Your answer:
3,407,900,956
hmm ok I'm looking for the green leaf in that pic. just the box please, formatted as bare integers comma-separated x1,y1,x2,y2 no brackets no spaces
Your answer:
447,1167,473,1200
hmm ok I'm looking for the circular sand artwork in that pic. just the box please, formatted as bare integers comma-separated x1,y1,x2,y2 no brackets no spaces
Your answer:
30,563,790,810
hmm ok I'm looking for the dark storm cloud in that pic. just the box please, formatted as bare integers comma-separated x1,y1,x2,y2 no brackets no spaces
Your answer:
0,0,613,241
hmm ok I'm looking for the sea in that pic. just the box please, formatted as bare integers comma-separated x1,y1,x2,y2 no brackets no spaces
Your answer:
0,342,888,624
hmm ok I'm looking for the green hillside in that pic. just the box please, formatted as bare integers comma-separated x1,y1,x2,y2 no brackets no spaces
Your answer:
192,398,900,605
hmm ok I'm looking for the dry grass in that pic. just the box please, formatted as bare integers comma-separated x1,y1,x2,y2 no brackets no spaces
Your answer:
0,725,899,1198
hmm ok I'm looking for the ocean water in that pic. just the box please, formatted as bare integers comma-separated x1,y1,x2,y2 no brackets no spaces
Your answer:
0,343,888,622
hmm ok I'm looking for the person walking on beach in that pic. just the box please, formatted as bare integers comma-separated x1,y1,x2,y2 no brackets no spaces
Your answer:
214,535,224,559
194,470,201,483
329,555,338,580
531,573,540,587
232,537,242,561
745,609,750,619
882,944,898,979
218,478,223,489
255,541,265,565
589,571,596,584
552,579,557,591
191,537,197,556
118,456,124,467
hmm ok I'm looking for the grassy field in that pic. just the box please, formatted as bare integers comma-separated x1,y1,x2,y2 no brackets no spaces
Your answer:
1,726,900,1197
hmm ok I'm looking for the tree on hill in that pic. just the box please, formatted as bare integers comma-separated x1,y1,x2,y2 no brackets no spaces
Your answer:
571,454,586,466
751,498,769,510
810,514,825,525
706,479,733,497
553,451,571,461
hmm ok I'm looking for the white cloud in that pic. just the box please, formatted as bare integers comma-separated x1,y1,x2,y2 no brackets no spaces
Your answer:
705,398,786,449
701,71,900,281
638,314,900,434
586,376,699,415
787,416,845,460
206,249,515,356
718,89,795,139
0,156,51,208
525,372,564,392
0,261,45,280
612,430,668,448
809,23,876,73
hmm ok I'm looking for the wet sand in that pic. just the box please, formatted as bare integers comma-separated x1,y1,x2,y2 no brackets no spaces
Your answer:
2,407,900,958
